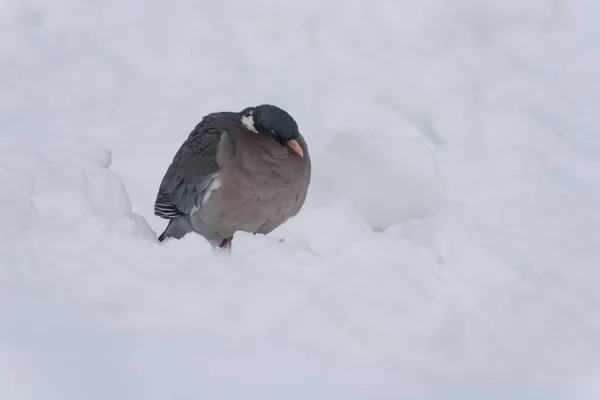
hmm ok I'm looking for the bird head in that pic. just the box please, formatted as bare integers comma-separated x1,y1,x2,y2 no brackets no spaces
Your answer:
240,104,304,157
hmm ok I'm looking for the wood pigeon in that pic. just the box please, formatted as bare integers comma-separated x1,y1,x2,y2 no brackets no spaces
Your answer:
154,104,311,248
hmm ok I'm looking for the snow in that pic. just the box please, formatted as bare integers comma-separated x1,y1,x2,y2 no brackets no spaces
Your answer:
1,0,600,398
317,134,443,229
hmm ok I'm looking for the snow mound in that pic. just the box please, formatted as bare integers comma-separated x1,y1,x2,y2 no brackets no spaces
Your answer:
0,147,155,241
274,197,373,257
2,143,598,391
316,134,443,229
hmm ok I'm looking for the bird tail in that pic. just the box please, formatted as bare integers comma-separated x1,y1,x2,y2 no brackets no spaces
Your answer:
158,216,193,242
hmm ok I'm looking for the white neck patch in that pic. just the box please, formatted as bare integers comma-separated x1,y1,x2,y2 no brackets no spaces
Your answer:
241,115,258,133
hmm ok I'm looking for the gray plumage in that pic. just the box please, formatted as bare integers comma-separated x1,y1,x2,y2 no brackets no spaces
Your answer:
154,104,311,247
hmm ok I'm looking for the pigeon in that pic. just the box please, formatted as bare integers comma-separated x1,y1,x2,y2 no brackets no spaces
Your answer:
154,104,311,248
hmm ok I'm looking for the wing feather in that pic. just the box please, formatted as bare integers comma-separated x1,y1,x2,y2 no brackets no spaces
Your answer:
154,112,239,219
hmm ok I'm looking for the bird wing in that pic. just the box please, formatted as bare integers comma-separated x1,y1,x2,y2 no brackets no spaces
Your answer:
154,113,236,219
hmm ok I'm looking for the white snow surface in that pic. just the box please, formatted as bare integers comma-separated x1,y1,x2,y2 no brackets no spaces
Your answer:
1,0,600,398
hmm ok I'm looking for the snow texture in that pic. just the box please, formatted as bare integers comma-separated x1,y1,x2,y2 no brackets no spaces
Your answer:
1,0,600,398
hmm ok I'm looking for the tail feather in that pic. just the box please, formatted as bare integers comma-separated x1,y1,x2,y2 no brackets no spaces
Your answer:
158,216,193,242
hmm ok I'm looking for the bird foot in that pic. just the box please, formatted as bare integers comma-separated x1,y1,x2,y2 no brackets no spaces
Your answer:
219,238,232,248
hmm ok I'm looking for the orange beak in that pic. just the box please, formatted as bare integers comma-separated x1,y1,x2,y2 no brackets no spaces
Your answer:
286,139,304,157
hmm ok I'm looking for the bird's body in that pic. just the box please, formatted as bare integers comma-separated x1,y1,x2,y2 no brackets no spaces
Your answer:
154,105,311,247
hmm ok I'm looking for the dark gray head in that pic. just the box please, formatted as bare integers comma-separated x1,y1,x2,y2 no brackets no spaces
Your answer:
240,104,304,157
